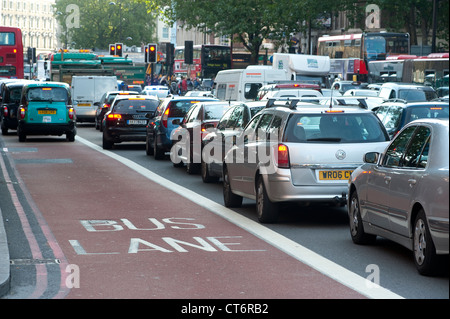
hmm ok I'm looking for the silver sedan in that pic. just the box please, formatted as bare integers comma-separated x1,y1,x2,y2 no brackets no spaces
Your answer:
348,118,449,276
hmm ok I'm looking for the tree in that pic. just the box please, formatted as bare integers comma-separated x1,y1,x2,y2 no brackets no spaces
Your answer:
155,0,316,64
53,0,158,50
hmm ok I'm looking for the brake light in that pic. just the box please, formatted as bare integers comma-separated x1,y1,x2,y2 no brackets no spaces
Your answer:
162,108,170,128
3,106,8,117
68,107,75,120
277,144,290,168
19,107,26,119
103,103,111,109
107,113,122,120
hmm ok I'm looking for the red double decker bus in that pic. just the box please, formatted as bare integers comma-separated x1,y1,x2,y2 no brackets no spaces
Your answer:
174,44,231,80
0,26,24,79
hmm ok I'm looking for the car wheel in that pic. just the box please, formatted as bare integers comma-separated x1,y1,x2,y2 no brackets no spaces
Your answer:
201,159,219,183
145,136,154,156
102,133,113,149
1,123,7,135
18,128,26,142
153,137,164,160
223,165,242,208
256,176,278,223
348,191,376,244
66,131,75,142
413,209,442,276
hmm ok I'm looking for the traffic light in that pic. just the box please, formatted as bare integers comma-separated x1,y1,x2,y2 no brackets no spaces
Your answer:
115,43,123,57
166,43,174,65
109,44,116,55
144,45,149,63
184,40,193,65
148,43,157,63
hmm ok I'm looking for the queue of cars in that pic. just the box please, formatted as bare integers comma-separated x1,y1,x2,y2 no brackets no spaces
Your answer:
1,78,448,276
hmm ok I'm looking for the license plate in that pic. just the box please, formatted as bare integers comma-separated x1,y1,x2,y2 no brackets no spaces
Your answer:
318,170,353,181
38,110,56,115
127,120,147,125
77,103,91,107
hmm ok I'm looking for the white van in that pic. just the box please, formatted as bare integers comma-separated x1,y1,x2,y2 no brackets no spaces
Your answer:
272,53,331,87
214,66,289,101
71,76,118,122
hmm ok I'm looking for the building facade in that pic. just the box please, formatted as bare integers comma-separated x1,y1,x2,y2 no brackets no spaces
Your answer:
1,0,58,54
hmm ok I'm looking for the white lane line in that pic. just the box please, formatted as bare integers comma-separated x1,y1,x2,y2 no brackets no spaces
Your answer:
76,136,404,299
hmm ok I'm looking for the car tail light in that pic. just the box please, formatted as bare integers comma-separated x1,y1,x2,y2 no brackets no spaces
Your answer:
107,113,122,120
277,144,290,168
103,103,111,109
3,106,8,117
162,108,170,128
19,107,26,119
68,107,75,120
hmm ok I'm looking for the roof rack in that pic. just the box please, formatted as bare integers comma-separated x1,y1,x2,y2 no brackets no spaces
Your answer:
384,98,408,103
265,97,319,109
265,96,373,110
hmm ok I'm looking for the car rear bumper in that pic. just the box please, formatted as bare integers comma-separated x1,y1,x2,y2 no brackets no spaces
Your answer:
105,127,147,142
18,121,76,135
263,168,348,204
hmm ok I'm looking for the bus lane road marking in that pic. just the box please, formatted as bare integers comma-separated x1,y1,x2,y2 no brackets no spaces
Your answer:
76,136,403,299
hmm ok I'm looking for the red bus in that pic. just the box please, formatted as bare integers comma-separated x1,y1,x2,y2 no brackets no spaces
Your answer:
0,26,24,79
318,32,410,82
174,44,231,80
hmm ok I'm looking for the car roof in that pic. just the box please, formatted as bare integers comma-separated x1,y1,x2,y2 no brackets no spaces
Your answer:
380,82,435,89
106,90,139,96
113,94,159,101
264,102,374,115
379,100,449,108
24,81,69,88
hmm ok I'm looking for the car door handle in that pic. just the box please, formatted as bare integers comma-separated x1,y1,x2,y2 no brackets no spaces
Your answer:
384,176,391,184
408,179,417,187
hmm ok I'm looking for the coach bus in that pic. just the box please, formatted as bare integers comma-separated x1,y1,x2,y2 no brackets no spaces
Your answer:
174,44,231,79
318,32,410,82
0,26,24,79
368,53,449,87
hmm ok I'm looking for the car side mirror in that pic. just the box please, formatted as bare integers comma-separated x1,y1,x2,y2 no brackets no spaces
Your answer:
364,152,379,164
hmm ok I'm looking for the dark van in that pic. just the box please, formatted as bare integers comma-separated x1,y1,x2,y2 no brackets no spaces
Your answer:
1,80,30,134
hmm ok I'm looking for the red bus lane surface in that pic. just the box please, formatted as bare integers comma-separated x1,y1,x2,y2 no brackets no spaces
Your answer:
4,138,379,299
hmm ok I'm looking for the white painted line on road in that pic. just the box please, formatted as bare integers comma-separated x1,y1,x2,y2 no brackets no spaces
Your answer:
76,136,404,299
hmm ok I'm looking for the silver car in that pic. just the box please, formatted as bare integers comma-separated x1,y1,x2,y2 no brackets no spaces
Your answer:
223,100,390,223
348,119,449,276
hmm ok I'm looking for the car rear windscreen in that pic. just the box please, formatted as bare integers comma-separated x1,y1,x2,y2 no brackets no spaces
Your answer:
113,99,159,114
27,87,68,102
284,113,390,143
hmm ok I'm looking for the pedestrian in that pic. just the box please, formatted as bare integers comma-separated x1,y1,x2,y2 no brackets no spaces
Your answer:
181,77,188,95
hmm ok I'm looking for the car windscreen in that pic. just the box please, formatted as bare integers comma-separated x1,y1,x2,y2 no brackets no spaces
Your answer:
250,106,264,117
204,104,229,120
284,113,389,143
27,87,68,102
168,100,202,117
406,105,449,122
6,86,22,103
113,99,159,114
399,89,437,101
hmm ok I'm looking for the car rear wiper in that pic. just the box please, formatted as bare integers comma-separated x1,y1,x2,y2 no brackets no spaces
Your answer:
306,137,342,142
